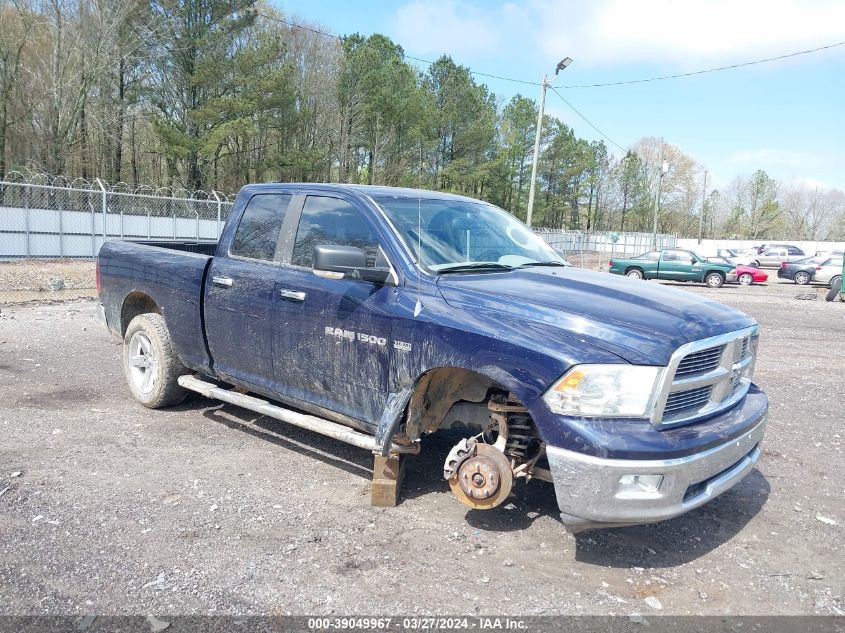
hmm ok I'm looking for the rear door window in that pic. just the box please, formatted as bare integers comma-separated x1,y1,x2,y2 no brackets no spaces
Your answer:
231,194,294,261
662,250,689,262
291,196,380,268
636,251,660,260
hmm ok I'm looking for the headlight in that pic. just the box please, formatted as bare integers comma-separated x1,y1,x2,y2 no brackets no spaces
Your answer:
543,364,661,418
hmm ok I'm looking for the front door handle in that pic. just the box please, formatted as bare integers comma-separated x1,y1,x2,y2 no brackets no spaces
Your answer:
212,276,234,288
279,289,306,302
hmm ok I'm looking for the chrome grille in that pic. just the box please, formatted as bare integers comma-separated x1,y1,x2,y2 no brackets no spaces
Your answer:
675,345,724,377
664,386,713,415
653,327,757,428
740,337,751,359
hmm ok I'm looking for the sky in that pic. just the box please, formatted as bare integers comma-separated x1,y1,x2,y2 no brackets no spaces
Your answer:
275,0,845,192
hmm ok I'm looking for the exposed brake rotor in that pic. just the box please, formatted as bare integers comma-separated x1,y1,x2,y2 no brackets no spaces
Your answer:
448,443,513,510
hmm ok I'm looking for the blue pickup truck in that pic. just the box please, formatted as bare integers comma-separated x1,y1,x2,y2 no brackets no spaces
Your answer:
97,184,768,531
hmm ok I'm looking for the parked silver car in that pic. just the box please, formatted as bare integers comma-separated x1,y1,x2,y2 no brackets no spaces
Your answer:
813,257,844,287
755,245,806,268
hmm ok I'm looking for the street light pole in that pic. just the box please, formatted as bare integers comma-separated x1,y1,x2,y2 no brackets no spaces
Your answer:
526,75,547,228
526,57,571,227
698,170,708,244
651,139,668,250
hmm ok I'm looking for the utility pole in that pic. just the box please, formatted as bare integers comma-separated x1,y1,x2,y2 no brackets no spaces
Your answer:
526,75,548,228
698,170,708,244
651,139,667,250
526,57,571,227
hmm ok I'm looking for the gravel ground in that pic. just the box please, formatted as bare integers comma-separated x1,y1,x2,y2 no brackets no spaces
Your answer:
0,260,97,304
0,279,842,616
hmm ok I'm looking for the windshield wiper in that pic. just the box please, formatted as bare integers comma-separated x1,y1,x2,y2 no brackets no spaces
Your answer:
517,260,569,268
437,263,515,274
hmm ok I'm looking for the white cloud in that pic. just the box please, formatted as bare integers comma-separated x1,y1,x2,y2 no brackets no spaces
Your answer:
390,0,845,68
390,1,502,58
726,148,826,170
539,0,845,66
789,175,832,190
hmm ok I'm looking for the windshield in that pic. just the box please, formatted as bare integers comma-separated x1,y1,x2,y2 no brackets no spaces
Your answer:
372,196,567,272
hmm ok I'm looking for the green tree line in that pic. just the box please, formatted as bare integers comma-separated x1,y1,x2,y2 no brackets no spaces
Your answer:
2,0,844,238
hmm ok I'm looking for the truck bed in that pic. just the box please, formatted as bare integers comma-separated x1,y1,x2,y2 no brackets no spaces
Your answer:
98,240,214,372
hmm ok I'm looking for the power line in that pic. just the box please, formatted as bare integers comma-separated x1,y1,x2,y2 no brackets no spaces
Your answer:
256,12,543,86
554,40,845,89
548,86,625,152
261,13,843,90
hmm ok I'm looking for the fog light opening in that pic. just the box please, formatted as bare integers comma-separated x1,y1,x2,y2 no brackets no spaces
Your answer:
617,474,664,497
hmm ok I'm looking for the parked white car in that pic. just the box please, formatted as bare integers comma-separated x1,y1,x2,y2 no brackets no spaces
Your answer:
716,248,758,267
813,257,843,287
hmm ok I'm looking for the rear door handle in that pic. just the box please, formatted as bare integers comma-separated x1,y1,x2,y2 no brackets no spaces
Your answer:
212,276,234,288
279,289,306,302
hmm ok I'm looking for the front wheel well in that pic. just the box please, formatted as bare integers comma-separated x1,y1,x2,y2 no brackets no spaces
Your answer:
401,367,496,442
120,291,161,336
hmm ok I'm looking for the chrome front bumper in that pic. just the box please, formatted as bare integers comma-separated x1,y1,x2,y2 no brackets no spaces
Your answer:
546,407,767,530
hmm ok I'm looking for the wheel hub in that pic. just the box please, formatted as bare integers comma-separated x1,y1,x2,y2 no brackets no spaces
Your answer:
458,455,500,500
448,443,513,510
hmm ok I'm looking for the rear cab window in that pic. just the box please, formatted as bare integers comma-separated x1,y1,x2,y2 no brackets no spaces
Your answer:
231,194,294,261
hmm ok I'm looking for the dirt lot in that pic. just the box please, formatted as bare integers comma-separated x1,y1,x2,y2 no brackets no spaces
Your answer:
0,279,842,616
0,260,97,304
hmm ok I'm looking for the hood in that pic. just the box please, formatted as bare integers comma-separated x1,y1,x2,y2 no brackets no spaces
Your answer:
437,266,755,366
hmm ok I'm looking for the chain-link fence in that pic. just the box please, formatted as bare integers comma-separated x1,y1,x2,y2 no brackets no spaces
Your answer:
0,174,678,305
534,229,677,270
0,173,234,304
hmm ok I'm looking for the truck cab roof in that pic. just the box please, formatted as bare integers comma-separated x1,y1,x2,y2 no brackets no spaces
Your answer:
239,183,485,204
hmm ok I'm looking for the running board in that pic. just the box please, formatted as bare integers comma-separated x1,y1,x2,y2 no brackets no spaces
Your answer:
178,375,419,456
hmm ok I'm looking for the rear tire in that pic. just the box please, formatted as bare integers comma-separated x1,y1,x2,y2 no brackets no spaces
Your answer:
705,272,724,288
626,268,643,279
794,271,811,285
826,277,842,302
738,272,753,286
123,313,189,408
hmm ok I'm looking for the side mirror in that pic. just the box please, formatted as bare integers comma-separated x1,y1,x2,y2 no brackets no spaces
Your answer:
313,245,393,284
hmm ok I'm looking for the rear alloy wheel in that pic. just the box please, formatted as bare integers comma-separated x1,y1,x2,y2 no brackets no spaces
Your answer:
738,272,754,286
123,313,189,408
794,271,811,285
626,268,643,279
705,272,724,288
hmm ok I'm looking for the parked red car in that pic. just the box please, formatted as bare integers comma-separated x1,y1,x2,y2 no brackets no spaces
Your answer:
706,257,767,285
735,264,768,285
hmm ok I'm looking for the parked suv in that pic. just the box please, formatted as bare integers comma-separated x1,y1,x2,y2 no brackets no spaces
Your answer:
755,245,805,268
